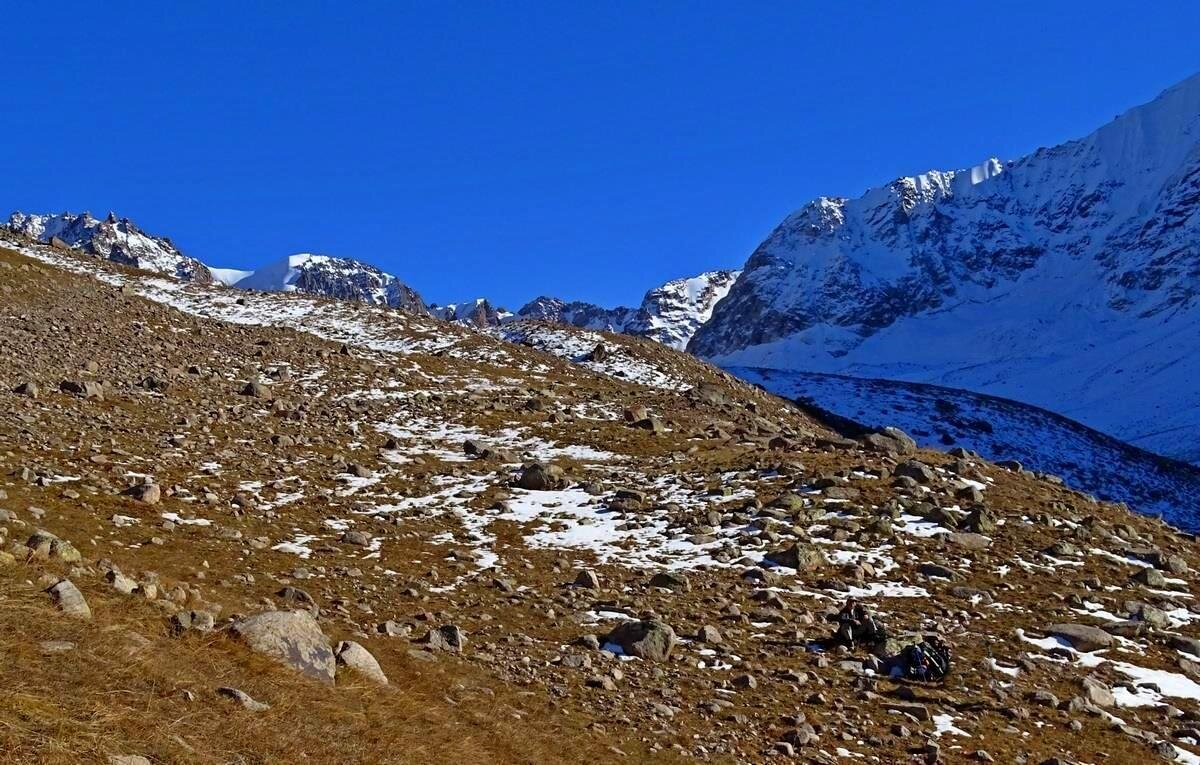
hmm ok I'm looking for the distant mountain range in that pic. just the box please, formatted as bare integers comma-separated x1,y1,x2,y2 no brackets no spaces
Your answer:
4,211,739,353
514,270,740,350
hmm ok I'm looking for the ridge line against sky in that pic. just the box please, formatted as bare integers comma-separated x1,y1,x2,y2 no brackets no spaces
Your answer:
4,1,1199,307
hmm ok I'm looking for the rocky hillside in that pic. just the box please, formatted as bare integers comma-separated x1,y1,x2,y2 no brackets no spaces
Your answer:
730,368,1200,529
6,211,212,283
691,74,1200,464
6,225,1200,765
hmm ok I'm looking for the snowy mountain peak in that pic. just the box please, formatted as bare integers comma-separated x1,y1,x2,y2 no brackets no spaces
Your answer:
231,253,427,315
690,72,1200,463
624,269,741,349
6,210,212,283
507,269,740,349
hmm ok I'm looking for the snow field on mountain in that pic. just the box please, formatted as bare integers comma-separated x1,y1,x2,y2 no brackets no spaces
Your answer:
695,74,1200,465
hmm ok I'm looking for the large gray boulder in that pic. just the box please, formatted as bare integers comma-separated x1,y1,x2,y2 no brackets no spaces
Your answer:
1171,635,1200,658
863,427,916,455
605,619,676,661
46,585,91,618
26,530,82,563
895,460,936,484
1047,623,1114,652
47,579,90,619
516,462,566,491
422,624,466,652
764,543,827,570
230,610,336,683
335,640,388,685
945,532,991,550
123,482,161,505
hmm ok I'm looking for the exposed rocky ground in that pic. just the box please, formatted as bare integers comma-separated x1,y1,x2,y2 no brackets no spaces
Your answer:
730,368,1200,528
4,233,1200,764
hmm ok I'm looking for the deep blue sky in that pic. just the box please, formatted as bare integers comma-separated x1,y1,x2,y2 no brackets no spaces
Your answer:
5,2,1198,307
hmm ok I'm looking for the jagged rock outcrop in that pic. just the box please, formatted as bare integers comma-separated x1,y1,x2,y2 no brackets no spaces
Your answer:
513,269,740,350
516,296,638,333
429,298,510,327
622,270,740,349
231,254,427,314
6,211,212,283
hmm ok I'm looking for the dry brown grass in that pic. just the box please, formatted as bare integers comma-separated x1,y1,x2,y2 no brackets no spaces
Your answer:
0,566,683,764
6,237,1197,763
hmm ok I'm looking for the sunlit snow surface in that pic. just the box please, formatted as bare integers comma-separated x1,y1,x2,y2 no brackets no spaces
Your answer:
701,75,1200,465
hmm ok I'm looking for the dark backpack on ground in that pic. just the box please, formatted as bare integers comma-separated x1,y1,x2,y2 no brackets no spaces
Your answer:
904,639,951,681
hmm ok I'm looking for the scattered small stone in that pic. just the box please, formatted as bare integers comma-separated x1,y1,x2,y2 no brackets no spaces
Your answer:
216,686,271,712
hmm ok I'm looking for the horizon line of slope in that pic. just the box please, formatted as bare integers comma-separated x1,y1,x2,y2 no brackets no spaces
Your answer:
728,366,1200,530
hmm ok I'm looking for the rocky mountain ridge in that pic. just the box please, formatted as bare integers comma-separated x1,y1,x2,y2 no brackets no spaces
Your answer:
6,211,213,283
229,253,428,315
515,269,741,350
4,212,737,354
429,298,513,327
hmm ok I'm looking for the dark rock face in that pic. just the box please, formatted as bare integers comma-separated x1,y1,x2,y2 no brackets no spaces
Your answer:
517,296,638,333
279,256,428,314
516,462,566,491
294,263,387,304
429,299,507,327
764,543,827,570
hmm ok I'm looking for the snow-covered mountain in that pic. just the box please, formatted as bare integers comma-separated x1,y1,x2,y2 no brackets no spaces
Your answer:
5,213,430,316
209,267,254,286
6,211,212,283
692,74,1200,463
229,254,427,315
623,270,740,349
514,269,740,349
